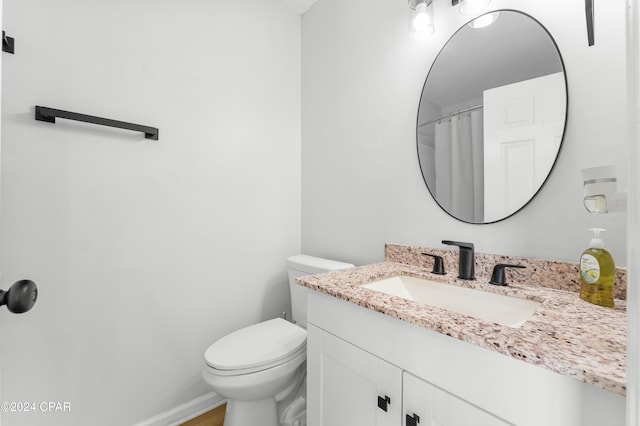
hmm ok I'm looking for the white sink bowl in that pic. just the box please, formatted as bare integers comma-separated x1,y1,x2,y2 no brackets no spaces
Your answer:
361,275,541,328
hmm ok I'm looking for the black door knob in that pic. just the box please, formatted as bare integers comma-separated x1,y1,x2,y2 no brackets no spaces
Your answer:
0,280,38,313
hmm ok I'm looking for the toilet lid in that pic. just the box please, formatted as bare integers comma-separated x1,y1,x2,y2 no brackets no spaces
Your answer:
205,318,307,371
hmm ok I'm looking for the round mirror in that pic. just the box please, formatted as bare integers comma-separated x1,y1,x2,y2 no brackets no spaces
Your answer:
417,10,567,224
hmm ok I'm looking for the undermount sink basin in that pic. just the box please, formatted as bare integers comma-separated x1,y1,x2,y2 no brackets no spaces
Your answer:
361,275,541,328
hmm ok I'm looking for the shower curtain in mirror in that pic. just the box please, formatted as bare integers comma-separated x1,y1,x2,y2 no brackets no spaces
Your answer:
434,110,484,222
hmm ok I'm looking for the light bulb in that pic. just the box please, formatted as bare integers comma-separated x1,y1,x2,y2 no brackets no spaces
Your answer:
410,1,434,39
412,3,431,31
459,0,491,16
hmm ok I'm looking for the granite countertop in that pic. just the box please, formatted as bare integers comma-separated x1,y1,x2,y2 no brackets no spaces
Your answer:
297,261,627,396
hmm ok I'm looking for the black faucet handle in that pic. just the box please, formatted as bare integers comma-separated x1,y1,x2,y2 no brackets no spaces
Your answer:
490,264,526,286
421,253,445,275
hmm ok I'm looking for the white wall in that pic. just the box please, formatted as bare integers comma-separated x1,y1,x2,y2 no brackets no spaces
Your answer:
302,0,628,266
0,0,301,425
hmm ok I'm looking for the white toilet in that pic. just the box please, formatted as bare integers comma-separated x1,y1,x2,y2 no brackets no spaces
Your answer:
202,255,354,426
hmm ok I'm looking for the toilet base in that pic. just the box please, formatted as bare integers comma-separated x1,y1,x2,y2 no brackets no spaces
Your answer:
224,397,278,426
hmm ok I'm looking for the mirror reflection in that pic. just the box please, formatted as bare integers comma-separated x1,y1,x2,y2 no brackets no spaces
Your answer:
417,10,567,224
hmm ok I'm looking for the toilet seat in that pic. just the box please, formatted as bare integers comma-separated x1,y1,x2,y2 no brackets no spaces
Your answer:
205,318,307,376
205,345,306,376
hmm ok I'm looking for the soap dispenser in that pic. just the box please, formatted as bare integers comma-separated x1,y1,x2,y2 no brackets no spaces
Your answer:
579,228,615,308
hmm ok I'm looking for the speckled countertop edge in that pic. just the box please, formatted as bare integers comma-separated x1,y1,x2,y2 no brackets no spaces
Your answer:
298,261,627,396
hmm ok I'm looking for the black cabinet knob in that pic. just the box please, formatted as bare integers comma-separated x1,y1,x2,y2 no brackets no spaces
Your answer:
406,413,421,426
377,395,391,412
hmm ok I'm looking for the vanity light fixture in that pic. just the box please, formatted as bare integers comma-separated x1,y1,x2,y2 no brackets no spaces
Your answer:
408,0,434,40
457,0,491,16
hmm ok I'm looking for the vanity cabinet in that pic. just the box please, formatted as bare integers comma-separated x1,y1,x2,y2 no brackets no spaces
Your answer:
306,290,626,426
307,323,402,426
308,324,511,426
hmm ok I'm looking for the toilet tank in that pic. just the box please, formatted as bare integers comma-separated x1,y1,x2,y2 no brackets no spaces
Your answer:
286,255,354,328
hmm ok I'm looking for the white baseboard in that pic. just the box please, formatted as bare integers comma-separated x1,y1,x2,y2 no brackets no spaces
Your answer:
132,392,225,426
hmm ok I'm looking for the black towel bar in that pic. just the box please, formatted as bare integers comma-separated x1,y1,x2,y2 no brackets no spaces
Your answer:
35,106,159,140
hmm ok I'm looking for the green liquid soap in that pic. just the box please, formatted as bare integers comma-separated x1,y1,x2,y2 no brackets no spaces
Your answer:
579,228,615,308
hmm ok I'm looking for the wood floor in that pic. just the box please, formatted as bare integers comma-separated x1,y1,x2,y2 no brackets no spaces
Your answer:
180,403,226,426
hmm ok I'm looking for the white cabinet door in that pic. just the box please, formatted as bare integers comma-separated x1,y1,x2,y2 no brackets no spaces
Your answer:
403,372,511,426
307,324,402,426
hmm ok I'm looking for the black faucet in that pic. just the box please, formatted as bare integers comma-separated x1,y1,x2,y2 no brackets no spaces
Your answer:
442,240,475,280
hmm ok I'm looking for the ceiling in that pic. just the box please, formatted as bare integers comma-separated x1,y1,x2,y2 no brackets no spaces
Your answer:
277,0,318,15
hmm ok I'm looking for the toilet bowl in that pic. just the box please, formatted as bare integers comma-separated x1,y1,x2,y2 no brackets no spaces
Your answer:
202,255,354,426
203,318,307,426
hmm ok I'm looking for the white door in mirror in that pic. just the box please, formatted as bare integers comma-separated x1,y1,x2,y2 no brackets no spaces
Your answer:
483,72,566,222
